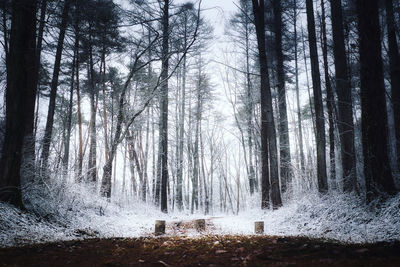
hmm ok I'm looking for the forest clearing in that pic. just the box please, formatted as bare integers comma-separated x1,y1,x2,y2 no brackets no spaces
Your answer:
1,0,400,265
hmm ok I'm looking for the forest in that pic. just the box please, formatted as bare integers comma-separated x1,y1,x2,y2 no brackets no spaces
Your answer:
0,0,400,265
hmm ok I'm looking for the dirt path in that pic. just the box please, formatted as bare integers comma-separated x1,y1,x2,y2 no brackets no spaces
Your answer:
1,235,399,266
1,219,399,266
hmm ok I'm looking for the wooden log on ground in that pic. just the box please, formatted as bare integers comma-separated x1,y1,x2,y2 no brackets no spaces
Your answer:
195,219,206,232
155,220,166,235
255,221,264,234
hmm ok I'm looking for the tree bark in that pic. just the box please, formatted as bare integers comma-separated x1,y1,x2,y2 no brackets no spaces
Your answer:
330,0,357,192
385,0,400,168
320,0,336,188
88,34,97,183
40,0,71,174
252,0,282,209
159,0,170,213
176,19,187,210
0,0,37,207
356,0,396,201
305,0,328,193
273,0,291,194
293,0,305,172
62,49,75,174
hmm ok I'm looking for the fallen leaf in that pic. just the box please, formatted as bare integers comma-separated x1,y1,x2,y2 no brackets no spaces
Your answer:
215,249,228,255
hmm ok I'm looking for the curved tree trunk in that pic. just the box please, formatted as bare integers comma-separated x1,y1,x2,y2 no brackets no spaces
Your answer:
40,0,71,175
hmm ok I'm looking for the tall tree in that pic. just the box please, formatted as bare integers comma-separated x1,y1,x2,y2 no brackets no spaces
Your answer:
292,0,305,172
356,0,396,200
305,0,328,193
330,0,357,192
385,0,400,168
0,0,37,207
40,0,71,174
272,0,291,193
159,0,170,213
319,0,336,187
251,0,282,209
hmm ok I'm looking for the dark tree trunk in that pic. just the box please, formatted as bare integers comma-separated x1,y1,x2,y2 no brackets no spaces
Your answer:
305,0,328,193
385,0,400,168
40,0,71,174
320,0,336,188
159,0,169,213
251,0,282,209
272,0,291,194
0,0,37,207
62,50,75,174
356,0,396,200
330,0,357,192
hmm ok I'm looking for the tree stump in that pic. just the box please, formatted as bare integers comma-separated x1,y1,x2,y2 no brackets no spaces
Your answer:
195,219,206,232
155,220,166,235
255,221,264,234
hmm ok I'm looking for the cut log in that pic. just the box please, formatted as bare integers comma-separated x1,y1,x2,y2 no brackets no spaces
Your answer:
195,219,206,231
255,221,264,234
155,220,166,235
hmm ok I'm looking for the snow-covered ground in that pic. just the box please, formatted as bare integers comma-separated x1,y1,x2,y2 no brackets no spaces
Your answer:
1,181,400,247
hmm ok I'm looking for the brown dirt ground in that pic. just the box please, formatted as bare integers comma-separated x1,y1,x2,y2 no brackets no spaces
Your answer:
1,234,399,266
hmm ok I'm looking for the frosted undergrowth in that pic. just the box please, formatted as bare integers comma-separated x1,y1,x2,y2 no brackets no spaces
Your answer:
1,179,400,247
212,192,400,243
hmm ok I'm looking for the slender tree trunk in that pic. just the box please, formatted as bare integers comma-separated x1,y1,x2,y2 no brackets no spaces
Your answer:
273,0,291,194
101,53,110,163
356,0,396,201
305,0,328,193
385,0,400,168
330,0,357,192
320,0,336,187
88,39,97,183
192,65,202,213
252,0,282,209
176,20,187,210
159,0,169,213
40,0,71,174
242,0,255,195
75,32,83,180
62,49,75,174
293,0,305,172
0,0,37,207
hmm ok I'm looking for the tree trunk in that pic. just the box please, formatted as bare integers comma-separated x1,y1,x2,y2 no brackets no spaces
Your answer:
293,0,305,172
330,0,357,192
40,0,71,174
305,0,328,193
385,0,400,168
356,0,396,201
176,20,187,210
159,0,169,213
273,0,291,194
75,29,83,181
62,49,75,174
252,0,282,209
88,39,97,183
0,0,37,207
320,0,336,188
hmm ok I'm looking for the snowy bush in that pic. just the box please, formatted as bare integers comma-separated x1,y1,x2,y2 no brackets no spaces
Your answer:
1,178,400,247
